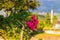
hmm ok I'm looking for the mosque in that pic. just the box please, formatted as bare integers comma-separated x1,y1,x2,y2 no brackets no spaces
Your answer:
50,9,60,29
44,9,60,34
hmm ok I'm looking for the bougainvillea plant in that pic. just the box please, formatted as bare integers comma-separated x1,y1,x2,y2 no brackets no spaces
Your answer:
27,15,38,30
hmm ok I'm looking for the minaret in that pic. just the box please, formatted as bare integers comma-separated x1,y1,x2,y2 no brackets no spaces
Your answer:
51,9,54,24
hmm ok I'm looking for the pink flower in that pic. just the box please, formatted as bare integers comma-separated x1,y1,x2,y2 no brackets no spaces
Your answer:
32,15,38,24
27,15,38,30
32,19,38,25
27,21,35,30
31,15,36,20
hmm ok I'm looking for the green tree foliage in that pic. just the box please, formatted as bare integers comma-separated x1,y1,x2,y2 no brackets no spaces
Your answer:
44,12,51,28
45,12,50,24
0,0,40,40
53,16,57,25
0,0,40,11
37,16,44,30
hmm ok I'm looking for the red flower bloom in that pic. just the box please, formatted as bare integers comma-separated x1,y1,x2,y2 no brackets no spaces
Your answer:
27,15,38,30
32,19,38,25
27,21,36,30
32,15,38,24
32,15,36,20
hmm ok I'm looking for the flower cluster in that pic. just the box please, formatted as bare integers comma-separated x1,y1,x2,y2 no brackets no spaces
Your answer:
27,15,38,30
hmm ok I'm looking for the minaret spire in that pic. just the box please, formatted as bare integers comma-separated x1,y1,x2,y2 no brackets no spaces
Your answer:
51,8,54,24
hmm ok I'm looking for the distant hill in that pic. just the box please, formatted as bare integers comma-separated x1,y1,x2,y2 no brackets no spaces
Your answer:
38,12,60,22
39,15,45,19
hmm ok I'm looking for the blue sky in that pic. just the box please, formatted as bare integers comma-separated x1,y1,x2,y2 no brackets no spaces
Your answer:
33,0,60,13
